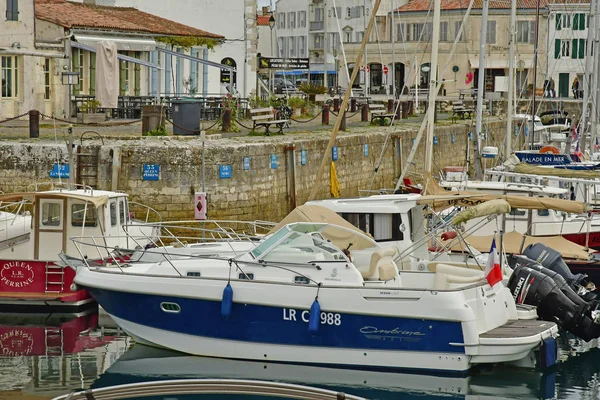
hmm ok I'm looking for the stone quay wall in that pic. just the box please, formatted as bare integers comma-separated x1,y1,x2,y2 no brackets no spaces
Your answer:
0,119,506,223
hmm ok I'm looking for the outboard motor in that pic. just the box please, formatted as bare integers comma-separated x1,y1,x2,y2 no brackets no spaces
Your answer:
508,254,597,302
523,243,593,290
508,265,600,342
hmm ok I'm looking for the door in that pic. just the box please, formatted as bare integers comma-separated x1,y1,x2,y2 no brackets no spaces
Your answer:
559,73,570,98
35,199,66,260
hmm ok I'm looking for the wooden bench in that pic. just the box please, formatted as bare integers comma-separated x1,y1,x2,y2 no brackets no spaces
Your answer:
451,100,473,122
250,107,289,135
369,104,396,125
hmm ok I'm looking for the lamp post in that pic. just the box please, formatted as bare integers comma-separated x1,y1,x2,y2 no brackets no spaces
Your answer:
61,71,80,188
269,15,276,94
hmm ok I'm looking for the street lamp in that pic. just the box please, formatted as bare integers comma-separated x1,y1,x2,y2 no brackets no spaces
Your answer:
269,14,276,93
61,70,79,188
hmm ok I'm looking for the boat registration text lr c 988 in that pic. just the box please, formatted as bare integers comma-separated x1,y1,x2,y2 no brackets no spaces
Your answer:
283,308,342,326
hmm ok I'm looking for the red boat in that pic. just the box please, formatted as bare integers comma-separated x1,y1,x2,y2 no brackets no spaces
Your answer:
0,187,160,312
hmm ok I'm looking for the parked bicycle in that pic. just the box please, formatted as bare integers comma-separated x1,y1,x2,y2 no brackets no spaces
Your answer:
273,96,293,127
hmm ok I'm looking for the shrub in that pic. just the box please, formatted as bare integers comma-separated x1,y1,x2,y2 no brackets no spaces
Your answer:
298,83,327,103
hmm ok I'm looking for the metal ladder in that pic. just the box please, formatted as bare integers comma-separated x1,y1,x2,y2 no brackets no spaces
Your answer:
45,263,65,293
44,327,64,356
76,146,99,189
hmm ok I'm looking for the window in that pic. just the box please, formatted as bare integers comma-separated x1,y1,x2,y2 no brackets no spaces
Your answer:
454,21,464,41
555,39,570,58
289,37,295,57
109,201,117,227
440,22,448,41
329,33,339,51
410,23,424,41
187,272,201,277
346,7,351,18
79,51,86,93
71,204,98,227
279,13,285,29
344,29,353,43
119,199,128,225
397,23,404,41
331,7,341,18
563,13,571,29
516,21,534,43
314,7,323,22
299,36,306,57
356,31,364,42
537,209,550,217
573,13,586,30
239,273,254,280
160,302,181,313
299,11,306,27
6,0,18,21
288,12,294,28
1,55,18,98
278,37,285,57
44,58,51,100
486,20,496,44
509,208,527,217
572,38,585,59
294,276,310,285
41,203,61,227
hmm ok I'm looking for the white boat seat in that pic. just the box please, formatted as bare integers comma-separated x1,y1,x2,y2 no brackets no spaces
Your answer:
360,247,397,280
378,263,397,281
433,263,484,290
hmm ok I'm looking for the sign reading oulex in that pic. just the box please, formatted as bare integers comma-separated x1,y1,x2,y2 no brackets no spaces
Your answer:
259,57,310,70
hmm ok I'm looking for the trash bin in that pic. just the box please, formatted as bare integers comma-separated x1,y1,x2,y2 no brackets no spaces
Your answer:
141,105,166,134
171,99,201,135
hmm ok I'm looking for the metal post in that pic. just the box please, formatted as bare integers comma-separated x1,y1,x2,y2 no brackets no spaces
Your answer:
474,0,489,179
530,0,541,151
506,0,516,156
29,110,40,138
425,0,441,173
324,0,328,90
589,0,600,155
201,130,206,192
68,126,74,188
391,0,396,97
581,0,596,152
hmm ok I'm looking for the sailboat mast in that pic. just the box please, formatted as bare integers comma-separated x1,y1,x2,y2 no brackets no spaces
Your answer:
474,0,489,179
580,0,596,154
424,0,442,173
530,0,541,151
589,0,600,154
506,0,517,156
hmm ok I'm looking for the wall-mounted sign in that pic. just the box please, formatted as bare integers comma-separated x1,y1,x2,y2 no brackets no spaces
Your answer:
219,165,232,179
332,146,339,161
271,154,278,169
259,57,310,70
301,150,307,165
220,57,237,84
363,144,369,156
451,134,455,144
142,164,160,181
49,163,69,179
433,136,438,145
194,192,207,220
243,157,251,171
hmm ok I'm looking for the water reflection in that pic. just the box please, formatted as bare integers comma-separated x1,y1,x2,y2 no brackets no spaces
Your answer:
0,316,598,400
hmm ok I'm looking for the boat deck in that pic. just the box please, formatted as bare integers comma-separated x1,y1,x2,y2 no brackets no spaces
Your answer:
481,320,555,338
0,291,73,301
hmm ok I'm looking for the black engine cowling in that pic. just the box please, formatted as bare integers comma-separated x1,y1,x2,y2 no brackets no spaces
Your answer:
523,243,593,290
508,265,600,342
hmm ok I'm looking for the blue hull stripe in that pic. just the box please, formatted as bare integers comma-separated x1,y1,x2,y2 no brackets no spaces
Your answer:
87,287,465,353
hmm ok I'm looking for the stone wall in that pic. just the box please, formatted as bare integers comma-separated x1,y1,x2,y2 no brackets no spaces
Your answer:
0,119,506,223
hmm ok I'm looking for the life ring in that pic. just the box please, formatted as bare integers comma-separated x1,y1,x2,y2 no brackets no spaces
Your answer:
539,146,560,155
441,231,457,241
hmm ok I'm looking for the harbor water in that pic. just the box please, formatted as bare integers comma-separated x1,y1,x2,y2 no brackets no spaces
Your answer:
0,310,598,400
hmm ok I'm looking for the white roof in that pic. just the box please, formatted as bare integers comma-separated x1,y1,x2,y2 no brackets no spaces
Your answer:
306,194,421,214
441,180,567,195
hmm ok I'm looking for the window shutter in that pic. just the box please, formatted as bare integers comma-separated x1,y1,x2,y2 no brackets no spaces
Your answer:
6,0,12,19
134,51,141,96
556,13,562,30
555,39,561,59
573,14,579,30
89,52,96,96
579,38,585,59
580,14,586,30
529,21,535,43
119,60,127,96
72,48,80,95
572,39,578,59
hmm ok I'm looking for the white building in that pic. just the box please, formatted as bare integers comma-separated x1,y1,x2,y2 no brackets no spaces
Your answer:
257,7,277,58
87,0,259,98
547,1,591,99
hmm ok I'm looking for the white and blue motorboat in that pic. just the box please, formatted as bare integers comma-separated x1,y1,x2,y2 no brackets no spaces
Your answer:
73,221,558,374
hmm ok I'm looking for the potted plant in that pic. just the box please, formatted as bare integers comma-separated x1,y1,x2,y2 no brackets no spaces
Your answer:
298,83,327,103
288,96,305,116
78,99,105,124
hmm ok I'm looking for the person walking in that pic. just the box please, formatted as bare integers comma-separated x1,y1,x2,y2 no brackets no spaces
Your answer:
573,77,580,99
549,77,556,98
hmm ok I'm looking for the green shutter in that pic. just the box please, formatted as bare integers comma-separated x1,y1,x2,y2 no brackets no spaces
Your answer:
579,39,585,59
134,51,141,96
119,60,126,96
555,39,561,59
580,14,586,30
572,39,578,59
72,48,80,95
556,13,562,30
89,52,96,96
573,14,579,30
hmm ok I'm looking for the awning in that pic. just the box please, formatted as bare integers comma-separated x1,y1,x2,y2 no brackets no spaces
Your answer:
468,56,535,70
73,34,156,52
157,48,235,71
70,41,162,70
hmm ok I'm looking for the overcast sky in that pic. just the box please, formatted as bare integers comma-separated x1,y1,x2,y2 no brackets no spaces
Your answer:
258,0,273,9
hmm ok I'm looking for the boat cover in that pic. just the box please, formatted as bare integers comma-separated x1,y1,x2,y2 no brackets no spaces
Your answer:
0,192,109,209
442,231,592,260
515,163,600,178
268,205,374,250
451,199,511,225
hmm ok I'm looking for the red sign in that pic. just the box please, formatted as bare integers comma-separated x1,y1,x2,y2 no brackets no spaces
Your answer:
1,261,35,289
194,192,207,220
383,66,389,75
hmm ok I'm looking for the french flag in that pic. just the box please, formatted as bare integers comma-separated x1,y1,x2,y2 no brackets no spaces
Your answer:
485,239,503,287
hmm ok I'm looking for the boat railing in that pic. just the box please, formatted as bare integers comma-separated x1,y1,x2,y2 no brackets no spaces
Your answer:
27,181,95,194
128,201,163,223
51,379,367,400
0,199,30,226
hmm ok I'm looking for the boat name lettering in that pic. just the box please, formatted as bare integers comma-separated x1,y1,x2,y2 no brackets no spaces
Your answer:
360,326,426,336
0,329,34,356
1,261,35,288
283,308,342,326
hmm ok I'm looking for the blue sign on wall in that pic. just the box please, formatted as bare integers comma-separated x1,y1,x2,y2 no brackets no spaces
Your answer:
301,150,307,165
433,136,438,145
142,164,160,181
514,126,519,136
50,163,69,178
219,165,232,179
451,134,455,144
243,157,251,171
332,146,339,161
271,154,278,169
525,125,529,137
363,144,369,156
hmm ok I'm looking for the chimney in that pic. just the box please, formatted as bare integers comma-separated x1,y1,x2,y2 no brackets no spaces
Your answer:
262,6,269,16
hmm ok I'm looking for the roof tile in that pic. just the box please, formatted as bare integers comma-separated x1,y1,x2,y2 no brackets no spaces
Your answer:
35,0,223,39
396,0,550,12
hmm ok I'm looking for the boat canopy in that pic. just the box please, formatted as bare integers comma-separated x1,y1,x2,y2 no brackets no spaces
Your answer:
0,192,109,209
443,231,592,260
420,174,587,214
451,199,511,225
515,163,600,179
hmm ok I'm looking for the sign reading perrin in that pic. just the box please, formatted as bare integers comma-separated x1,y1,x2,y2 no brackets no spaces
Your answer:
259,57,310,70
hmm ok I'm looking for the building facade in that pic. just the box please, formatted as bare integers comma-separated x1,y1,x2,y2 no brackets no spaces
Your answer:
341,0,549,98
547,1,591,99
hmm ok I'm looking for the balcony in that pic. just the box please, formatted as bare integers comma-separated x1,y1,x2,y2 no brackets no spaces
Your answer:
309,21,324,31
